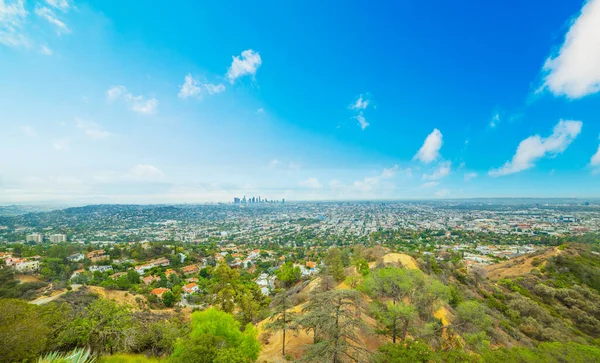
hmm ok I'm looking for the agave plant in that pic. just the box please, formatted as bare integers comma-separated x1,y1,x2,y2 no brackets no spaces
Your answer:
38,348,96,363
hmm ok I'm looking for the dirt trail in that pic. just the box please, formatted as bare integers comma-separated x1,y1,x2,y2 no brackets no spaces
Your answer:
30,284,82,305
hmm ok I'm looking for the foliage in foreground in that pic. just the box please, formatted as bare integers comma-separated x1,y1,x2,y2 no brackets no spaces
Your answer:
170,308,260,363
38,348,96,363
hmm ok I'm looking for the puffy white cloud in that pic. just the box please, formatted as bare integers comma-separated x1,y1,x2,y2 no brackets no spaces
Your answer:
125,94,158,114
490,120,582,176
106,85,126,101
35,6,69,34
0,0,28,47
226,49,262,83
299,177,322,189
464,172,478,181
540,0,600,98
349,94,371,130
21,125,36,137
178,74,225,99
421,181,439,188
350,95,370,111
107,85,158,115
75,118,110,139
423,161,451,180
591,144,600,166
414,129,443,163
356,112,369,130
126,164,165,180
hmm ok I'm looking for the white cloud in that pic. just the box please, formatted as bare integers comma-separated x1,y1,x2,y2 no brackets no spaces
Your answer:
421,181,439,188
40,44,52,55
423,161,451,180
540,0,600,98
125,94,159,115
107,85,158,115
356,112,369,130
489,120,582,176
52,137,70,151
226,49,262,83
299,177,322,189
21,125,36,137
106,85,126,101
256,107,265,114
45,0,71,11
35,6,69,34
350,95,370,111
464,172,478,181
414,128,443,163
75,118,110,139
0,0,28,47
591,144,600,166
178,74,225,99
349,94,372,130
126,164,165,181
352,165,409,192
490,112,500,128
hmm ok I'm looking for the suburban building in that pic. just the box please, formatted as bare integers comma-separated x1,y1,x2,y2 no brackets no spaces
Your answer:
182,282,199,294
150,287,169,298
26,233,43,243
67,253,85,262
49,234,67,243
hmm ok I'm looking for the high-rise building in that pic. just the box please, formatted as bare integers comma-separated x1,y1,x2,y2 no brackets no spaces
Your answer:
50,234,67,243
26,233,43,243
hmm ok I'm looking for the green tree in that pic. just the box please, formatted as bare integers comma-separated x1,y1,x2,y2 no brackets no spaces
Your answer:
171,308,260,363
163,291,176,307
325,248,346,282
78,299,133,354
275,261,301,288
211,263,240,313
301,289,369,363
0,299,48,362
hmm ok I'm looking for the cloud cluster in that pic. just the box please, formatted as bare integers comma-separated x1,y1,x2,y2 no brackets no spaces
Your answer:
349,94,371,130
226,49,262,83
591,143,600,166
490,120,582,176
423,161,451,181
0,0,28,47
35,5,69,34
464,172,478,182
540,0,600,98
178,74,225,99
414,129,443,164
107,85,158,115
352,165,405,192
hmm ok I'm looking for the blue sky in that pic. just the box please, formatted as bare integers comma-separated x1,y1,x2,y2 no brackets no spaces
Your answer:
1,0,600,203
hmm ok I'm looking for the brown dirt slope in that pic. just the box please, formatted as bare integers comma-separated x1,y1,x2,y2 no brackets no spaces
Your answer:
484,247,561,280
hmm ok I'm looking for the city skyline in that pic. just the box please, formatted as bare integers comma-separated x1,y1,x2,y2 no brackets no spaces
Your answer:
2,0,600,203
